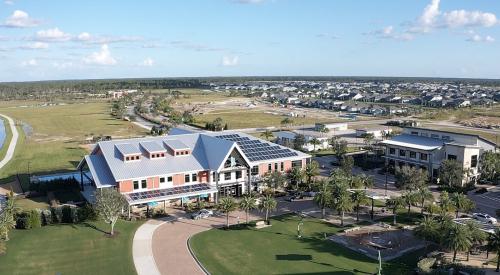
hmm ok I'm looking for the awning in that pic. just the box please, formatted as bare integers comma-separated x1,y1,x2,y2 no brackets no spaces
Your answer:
124,183,217,205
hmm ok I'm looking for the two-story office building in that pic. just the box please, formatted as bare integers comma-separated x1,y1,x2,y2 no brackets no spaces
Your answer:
381,127,496,184
77,131,310,209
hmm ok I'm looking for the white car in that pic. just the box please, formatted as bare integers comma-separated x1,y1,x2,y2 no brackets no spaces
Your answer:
191,209,214,220
473,213,498,224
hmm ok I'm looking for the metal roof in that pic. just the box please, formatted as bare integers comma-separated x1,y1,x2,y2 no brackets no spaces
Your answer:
163,139,190,151
115,143,141,156
381,134,444,151
84,155,116,188
139,141,166,153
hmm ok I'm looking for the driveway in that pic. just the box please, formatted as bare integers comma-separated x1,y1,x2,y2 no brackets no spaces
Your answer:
134,199,316,275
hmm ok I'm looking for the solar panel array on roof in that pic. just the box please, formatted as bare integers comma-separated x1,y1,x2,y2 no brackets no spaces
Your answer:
115,143,141,156
126,183,212,202
139,141,166,153
216,133,298,162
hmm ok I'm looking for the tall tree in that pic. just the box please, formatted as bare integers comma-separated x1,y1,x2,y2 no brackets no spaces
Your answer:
339,155,354,176
443,223,472,262
217,196,238,228
439,159,465,188
351,190,369,222
414,216,439,251
0,192,16,242
414,187,434,214
94,188,127,236
239,194,257,224
386,196,405,225
293,134,306,151
314,180,332,219
465,220,487,261
260,195,277,225
260,130,274,141
287,167,303,191
263,170,286,194
488,228,500,272
451,192,475,218
402,191,417,214
303,161,319,190
310,138,321,152
394,166,428,190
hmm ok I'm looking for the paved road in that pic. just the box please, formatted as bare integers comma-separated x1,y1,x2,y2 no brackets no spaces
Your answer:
132,199,316,275
0,114,19,171
468,186,500,217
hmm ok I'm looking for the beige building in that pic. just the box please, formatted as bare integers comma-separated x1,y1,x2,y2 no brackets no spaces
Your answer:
381,127,496,184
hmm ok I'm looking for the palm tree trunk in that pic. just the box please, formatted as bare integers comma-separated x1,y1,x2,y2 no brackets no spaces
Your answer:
467,251,470,261
356,206,360,222
246,210,249,224
265,209,269,224
341,211,344,227
421,201,425,214
226,213,229,228
393,211,397,225
496,252,500,272
453,250,457,262
408,204,411,214
321,207,325,219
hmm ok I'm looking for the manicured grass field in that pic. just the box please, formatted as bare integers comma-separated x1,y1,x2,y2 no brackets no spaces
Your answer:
190,215,423,274
194,109,340,129
0,220,142,275
0,101,147,187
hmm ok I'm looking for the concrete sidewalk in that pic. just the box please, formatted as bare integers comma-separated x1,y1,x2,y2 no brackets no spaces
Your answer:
0,114,19,171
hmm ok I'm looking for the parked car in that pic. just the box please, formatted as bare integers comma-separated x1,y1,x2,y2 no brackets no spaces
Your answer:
473,213,498,224
302,191,317,198
191,209,214,220
286,194,304,202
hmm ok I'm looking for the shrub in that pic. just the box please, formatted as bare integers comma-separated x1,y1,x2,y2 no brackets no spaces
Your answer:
15,212,30,229
417,257,436,274
77,204,98,222
41,209,52,225
71,207,79,223
51,207,63,223
30,178,80,194
28,210,42,229
61,205,73,223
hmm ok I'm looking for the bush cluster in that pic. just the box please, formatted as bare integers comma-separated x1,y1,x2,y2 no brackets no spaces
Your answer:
29,178,80,194
15,203,97,230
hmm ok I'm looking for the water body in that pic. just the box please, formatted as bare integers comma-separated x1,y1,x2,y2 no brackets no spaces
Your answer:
0,119,6,151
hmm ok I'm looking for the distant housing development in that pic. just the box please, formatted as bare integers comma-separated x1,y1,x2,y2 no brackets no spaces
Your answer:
77,132,310,211
382,127,497,184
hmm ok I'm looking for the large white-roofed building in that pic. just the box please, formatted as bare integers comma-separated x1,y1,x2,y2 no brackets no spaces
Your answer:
381,127,496,185
77,131,310,210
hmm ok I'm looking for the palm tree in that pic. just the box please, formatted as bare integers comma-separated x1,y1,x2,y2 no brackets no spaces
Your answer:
280,117,293,129
334,189,353,227
303,161,319,190
260,129,274,141
0,191,17,241
465,220,487,261
488,228,500,272
260,195,277,225
414,216,439,252
451,192,475,218
386,196,405,225
287,167,303,191
439,191,454,222
351,190,369,222
310,138,321,152
239,194,257,224
314,180,332,219
217,196,237,229
443,223,472,262
414,187,434,214
402,191,417,214
357,173,374,189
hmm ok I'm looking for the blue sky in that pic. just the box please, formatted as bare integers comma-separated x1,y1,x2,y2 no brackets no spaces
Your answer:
0,0,499,82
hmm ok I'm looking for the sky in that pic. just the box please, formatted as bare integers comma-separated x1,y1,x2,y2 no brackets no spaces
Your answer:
0,0,499,82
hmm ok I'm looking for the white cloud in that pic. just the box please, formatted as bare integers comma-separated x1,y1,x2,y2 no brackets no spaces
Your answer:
2,10,40,28
221,55,239,66
365,25,413,41
4,0,14,5
316,33,339,40
52,61,73,69
415,0,441,33
77,32,91,41
83,44,117,65
21,42,49,49
36,28,71,42
21,59,37,66
140,57,154,66
443,10,498,28
465,31,495,43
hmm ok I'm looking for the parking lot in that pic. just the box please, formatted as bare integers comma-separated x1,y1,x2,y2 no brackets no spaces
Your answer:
469,186,500,217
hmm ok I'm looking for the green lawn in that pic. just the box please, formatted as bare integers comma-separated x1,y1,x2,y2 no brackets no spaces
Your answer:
194,109,341,129
191,215,424,274
0,101,147,187
0,220,142,275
